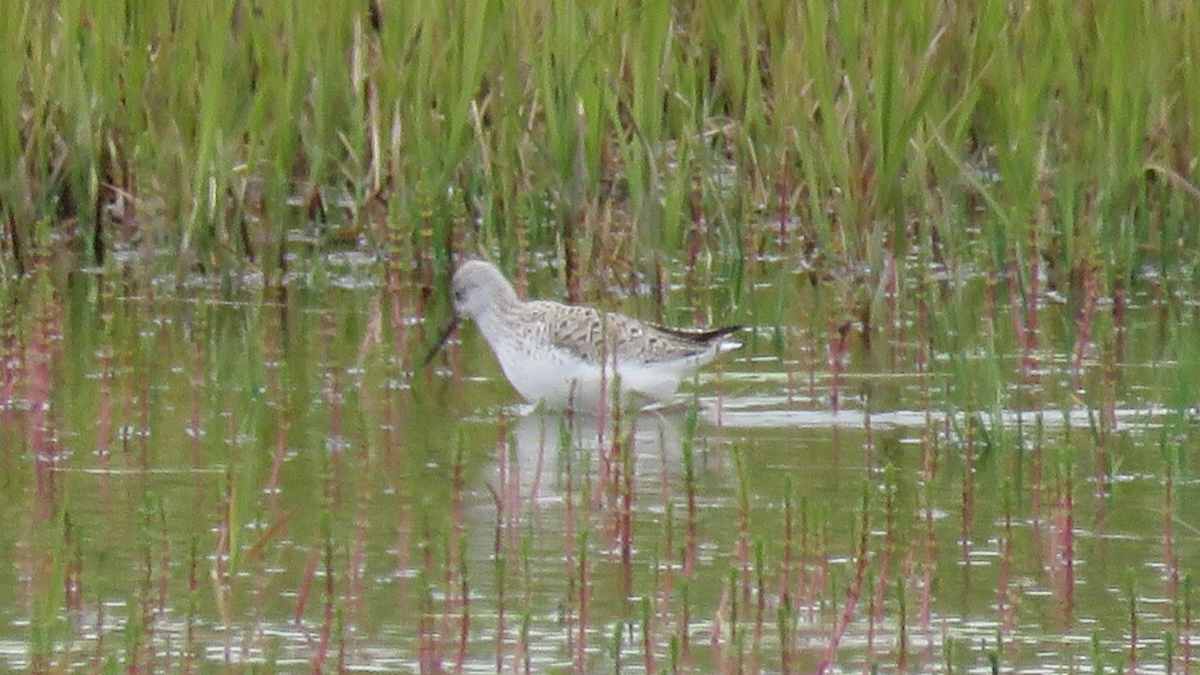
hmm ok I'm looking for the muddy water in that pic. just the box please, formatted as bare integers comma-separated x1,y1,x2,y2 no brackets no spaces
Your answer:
0,260,1197,673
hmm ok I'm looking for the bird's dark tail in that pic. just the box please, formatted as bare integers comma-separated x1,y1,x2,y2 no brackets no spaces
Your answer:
651,324,743,344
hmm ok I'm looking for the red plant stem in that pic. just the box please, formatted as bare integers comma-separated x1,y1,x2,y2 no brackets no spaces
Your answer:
1094,353,1114,522
263,295,281,399
864,577,876,675
805,315,817,402
496,414,517,668
28,283,59,507
1104,338,1119,432
210,476,232,648
961,422,976,569
1031,415,1045,525
389,265,410,366
440,525,458,644
688,178,704,305
595,340,611,501
680,582,692,663
917,292,930,379
709,583,729,657
620,433,634,582
659,443,675,627
715,367,726,428
873,480,894,625
1099,437,1113,526
327,369,344,471
777,166,790,250
565,213,580,306
1127,594,1139,675
867,474,892,674
827,321,850,413
652,256,666,325
1113,275,1126,360
643,594,656,675
798,505,811,623
336,611,347,675
493,413,510,550
294,538,321,623
527,416,548,514
755,548,766,646
0,290,18,419
998,506,1015,632
190,316,205,467
1072,261,1099,385
157,505,170,616
918,299,936,632
729,570,740,673
683,447,697,579
493,519,506,674
786,359,797,407
444,442,467,673
266,416,289,502
417,203,434,319
456,542,470,673
185,543,198,674
898,555,911,671
395,504,412,637
883,252,898,343
96,335,113,461
985,267,998,334
1164,462,1179,603
137,338,152,468
90,603,106,673
1184,582,1193,675
61,518,82,617
1005,264,1023,343
1027,228,1041,363
735,455,750,603
608,388,624,512
516,615,530,675
1050,473,1076,619
349,442,372,618
419,538,443,673
920,497,935,630
563,414,577,657
576,555,591,675
1006,263,1029,370
1063,478,1075,613
781,490,794,670
818,501,871,674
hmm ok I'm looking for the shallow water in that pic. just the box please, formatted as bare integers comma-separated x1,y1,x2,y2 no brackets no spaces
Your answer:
0,258,1197,673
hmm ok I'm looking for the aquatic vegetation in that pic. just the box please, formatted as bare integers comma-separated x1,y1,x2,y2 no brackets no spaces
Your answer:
1,0,1197,295
1,1,1200,673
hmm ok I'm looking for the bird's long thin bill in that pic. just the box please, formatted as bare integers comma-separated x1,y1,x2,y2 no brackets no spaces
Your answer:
422,316,460,368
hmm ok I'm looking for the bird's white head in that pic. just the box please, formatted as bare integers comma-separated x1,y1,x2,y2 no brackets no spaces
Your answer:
451,260,519,320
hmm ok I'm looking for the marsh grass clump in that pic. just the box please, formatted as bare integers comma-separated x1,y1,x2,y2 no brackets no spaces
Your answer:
1,0,1198,297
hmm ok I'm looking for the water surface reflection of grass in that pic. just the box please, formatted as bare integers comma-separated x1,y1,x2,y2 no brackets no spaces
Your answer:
1,263,1196,673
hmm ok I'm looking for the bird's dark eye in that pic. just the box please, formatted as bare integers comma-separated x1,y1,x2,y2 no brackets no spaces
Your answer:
453,290,465,303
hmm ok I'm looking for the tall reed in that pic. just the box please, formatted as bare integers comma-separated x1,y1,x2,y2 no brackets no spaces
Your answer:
3,0,1198,290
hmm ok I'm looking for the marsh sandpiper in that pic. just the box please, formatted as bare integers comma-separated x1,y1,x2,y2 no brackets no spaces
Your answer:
424,260,742,409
